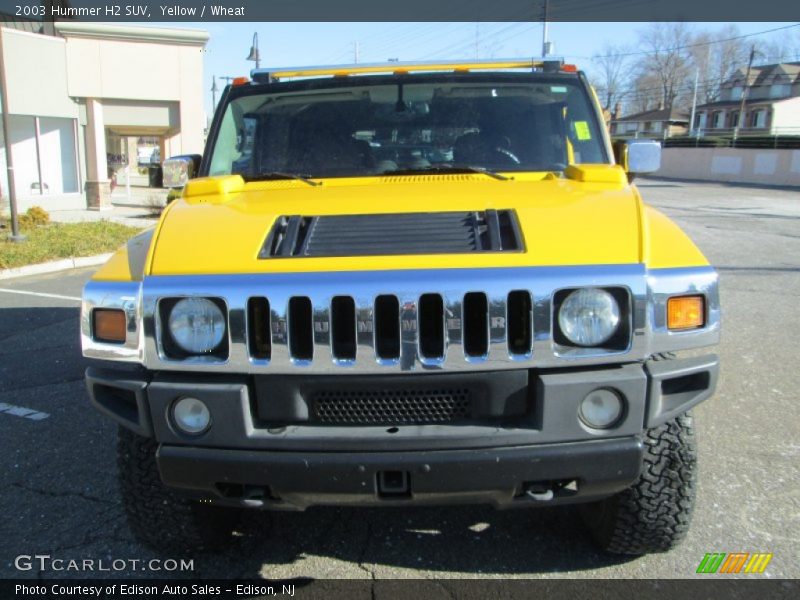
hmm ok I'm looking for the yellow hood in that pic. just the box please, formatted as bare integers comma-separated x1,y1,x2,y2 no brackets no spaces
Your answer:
135,170,706,277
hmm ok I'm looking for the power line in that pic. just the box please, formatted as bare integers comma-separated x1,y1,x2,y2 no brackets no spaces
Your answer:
419,22,533,60
581,23,800,60
319,22,799,70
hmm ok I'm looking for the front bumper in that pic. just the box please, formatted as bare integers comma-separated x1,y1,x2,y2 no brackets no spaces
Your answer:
86,354,718,509
157,438,643,509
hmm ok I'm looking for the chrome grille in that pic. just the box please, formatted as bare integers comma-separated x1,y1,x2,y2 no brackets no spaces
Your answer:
133,265,663,373
245,289,532,367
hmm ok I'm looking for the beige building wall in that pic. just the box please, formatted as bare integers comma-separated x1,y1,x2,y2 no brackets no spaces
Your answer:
0,28,83,211
57,23,208,157
0,23,208,213
55,23,208,208
1,29,77,119
656,148,800,187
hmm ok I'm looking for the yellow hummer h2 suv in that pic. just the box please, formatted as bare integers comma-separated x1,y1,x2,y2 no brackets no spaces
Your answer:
81,59,720,555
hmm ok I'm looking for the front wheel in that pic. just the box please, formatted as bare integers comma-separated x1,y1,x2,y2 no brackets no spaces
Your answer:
581,412,697,554
117,426,242,553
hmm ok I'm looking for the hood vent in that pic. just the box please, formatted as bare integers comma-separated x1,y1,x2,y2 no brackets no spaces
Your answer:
259,210,523,259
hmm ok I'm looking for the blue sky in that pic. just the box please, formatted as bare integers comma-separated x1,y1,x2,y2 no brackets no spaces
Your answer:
156,21,796,118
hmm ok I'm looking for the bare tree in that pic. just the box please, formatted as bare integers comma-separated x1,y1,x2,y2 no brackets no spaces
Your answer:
636,22,694,112
760,28,800,63
629,72,663,113
688,25,750,104
590,43,631,112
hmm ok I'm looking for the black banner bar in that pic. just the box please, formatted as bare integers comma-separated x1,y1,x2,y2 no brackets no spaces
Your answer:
0,0,798,22
2,579,799,600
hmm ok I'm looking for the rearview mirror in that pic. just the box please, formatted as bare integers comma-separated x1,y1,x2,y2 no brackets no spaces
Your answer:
162,154,202,188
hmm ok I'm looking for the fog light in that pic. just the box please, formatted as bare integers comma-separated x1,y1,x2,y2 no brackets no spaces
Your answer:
172,397,211,435
579,388,623,429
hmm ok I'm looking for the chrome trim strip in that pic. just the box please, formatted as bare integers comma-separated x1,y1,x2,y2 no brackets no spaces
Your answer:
83,264,720,372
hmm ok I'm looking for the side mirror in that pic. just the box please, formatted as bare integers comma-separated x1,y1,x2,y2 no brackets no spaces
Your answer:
614,140,661,182
162,154,202,188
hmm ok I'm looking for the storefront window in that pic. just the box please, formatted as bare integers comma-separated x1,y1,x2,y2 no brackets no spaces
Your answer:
0,115,79,198
6,115,39,197
38,117,79,194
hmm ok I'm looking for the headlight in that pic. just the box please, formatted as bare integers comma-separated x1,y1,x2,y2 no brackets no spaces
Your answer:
558,288,620,347
167,298,226,354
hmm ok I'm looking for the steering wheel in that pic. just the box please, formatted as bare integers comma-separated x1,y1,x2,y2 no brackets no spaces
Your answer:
492,147,521,165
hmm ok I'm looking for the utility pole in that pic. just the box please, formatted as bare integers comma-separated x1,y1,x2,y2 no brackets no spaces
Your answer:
210,76,218,111
689,67,699,137
542,0,550,57
734,44,756,142
354,41,359,64
0,28,25,242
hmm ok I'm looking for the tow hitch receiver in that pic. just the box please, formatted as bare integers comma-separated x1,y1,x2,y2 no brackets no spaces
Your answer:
377,470,410,498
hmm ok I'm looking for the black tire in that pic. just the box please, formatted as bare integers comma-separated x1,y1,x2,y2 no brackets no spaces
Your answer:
581,412,697,555
117,426,242,553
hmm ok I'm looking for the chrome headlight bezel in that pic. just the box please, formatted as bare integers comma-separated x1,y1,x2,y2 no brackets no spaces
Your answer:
159,297,229,359
554,287,629,350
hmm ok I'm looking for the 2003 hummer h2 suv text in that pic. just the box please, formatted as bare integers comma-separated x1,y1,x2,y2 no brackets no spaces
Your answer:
81,59,720,555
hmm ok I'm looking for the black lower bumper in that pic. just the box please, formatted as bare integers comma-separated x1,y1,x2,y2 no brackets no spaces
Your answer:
86,354,717,510
157,437,643,510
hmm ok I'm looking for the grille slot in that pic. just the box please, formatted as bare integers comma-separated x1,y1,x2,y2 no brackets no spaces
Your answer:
247,297,271,359
288,296,313,360
418,294,445,359
463,292,489,357
374,295,400,360
313,387,471,425
331,296,357,360
507,290,533,355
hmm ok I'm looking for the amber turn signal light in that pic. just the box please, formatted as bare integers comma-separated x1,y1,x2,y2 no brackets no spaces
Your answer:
667,295,705,330
93,309,127,343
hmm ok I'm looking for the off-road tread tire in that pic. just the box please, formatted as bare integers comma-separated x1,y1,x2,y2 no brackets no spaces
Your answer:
581,412,697,555
117,426,240,554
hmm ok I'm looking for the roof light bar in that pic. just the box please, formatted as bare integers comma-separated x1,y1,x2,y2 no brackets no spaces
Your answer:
251,57,568,82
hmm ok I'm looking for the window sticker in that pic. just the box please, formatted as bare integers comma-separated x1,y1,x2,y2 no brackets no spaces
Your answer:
550,86,568,93
574,121,591,140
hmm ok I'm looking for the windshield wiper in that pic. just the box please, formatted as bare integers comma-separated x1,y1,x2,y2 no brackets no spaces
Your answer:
240,172,321,187
383,165,510,181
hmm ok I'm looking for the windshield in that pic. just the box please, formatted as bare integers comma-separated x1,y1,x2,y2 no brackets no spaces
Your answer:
207,76,608,179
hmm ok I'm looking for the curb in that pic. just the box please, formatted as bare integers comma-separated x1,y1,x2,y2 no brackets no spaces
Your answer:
0,253,112,281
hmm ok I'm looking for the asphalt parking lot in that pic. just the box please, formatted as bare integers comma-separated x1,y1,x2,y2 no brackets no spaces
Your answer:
1,179,798,581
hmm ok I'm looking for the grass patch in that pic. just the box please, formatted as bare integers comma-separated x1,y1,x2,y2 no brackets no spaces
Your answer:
0,220,144,270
